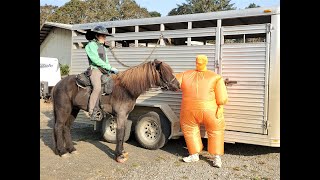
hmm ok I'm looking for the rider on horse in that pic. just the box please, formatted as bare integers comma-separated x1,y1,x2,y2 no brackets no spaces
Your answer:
85,25,119,120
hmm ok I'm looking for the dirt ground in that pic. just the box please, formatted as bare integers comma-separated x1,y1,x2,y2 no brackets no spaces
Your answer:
40,99,280,180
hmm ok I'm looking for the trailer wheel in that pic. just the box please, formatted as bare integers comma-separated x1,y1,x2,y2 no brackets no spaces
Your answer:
102,117,132,143
135,111,170,150
158,114,171,149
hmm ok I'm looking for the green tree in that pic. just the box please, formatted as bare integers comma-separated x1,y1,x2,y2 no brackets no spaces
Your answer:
168,0,236,16
59,64,70,76
246,3,260,9
46,0,153,24
85,0,120,22
168,3,193,16
149,11,161,17
117,0,151,20
88,0,152,21
40,4,58,28
48,0,88,24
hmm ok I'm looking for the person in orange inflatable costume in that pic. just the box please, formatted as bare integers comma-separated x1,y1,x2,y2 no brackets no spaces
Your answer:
175,55,228,168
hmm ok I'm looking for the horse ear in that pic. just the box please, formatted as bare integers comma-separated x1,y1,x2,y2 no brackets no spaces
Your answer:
154,59,162,65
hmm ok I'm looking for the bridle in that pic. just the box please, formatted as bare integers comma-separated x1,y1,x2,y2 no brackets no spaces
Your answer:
158,71,177,90
152,60,177,90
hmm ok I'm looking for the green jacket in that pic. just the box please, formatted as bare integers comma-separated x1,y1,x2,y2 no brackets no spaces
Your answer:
85,39,112,70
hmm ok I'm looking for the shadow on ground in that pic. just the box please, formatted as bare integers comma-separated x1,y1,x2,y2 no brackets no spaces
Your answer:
41,111,115,159
41,110,279,161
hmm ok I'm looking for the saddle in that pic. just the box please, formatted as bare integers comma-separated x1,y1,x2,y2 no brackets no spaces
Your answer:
75,68,114,121
75,68,114,95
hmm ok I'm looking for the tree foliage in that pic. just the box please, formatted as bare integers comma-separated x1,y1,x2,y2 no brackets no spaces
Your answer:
118,0,151,20
41,0,161,24
85,0,120,22
149,11,161,17
40,4,58,28
245,3,261,9
168,3,193,16
168,0,236,16
48,0,88,24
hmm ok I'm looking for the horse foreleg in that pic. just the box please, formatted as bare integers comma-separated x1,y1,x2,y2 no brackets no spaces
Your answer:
115,113,128,163
64,108,80,154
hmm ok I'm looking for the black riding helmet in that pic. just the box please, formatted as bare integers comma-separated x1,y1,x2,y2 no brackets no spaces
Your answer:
91,25,113,36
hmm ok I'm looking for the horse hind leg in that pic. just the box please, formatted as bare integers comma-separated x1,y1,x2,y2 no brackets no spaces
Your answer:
53,108,71,156
64,108,80,154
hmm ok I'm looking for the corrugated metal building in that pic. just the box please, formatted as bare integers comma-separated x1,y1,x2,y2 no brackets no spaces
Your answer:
40,22,73,66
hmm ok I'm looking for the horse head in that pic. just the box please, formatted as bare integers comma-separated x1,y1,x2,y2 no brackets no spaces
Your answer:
152,59,180,91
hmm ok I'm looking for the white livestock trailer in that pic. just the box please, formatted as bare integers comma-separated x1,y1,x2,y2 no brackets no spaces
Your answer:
70,6,280,149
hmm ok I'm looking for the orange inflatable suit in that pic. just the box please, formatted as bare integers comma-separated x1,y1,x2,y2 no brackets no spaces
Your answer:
175,55,228,156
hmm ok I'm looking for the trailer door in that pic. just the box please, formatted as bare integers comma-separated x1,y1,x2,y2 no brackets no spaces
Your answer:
219,24,271,135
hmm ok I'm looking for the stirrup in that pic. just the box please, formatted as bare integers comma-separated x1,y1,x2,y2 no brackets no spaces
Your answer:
90,109,103,121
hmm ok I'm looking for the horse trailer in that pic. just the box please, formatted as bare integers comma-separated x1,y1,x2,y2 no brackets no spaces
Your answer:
69,6,280,148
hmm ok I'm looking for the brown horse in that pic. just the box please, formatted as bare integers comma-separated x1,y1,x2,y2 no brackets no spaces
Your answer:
52,59,180,163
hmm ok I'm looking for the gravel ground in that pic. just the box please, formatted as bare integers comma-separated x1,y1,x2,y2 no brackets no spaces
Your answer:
40,99,280,180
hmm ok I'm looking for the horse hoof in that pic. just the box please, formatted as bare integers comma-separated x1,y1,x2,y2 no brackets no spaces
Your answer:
71,150,79,155
122,151,129,158
116,155,128,163
61,153,71,158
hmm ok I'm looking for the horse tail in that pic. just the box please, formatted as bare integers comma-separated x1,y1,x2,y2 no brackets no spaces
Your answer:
51,85,58,154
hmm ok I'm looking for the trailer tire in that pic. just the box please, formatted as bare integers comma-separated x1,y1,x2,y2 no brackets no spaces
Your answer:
102,117,132,143
158,114,171,149
135,111,169,150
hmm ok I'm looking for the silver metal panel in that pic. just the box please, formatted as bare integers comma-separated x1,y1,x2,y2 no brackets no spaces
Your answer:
71,45,216,74
222,24,268,35
266,14,280,143
73,28,216,42
136,90,183,119
72,6,280,30
224,131,276,147
221,42,268,134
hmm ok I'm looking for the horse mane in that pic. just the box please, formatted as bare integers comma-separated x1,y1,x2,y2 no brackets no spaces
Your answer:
115,61,159,98
115,60,174,98
156,60,174,82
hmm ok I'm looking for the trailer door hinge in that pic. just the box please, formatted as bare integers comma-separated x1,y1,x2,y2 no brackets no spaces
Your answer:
266,23,273,33
263,121,269,130
214,60,219,68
